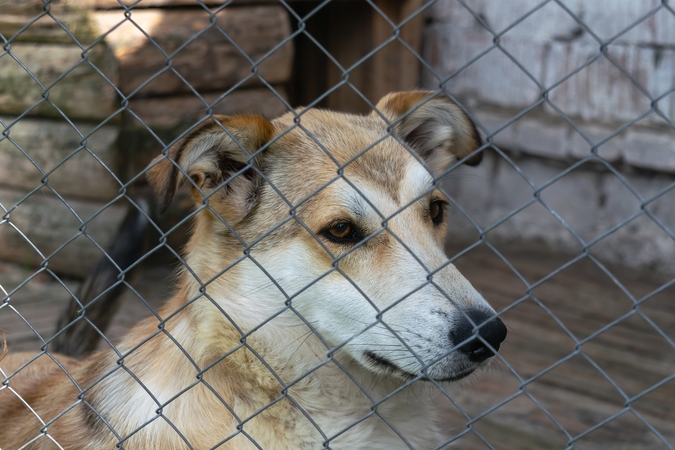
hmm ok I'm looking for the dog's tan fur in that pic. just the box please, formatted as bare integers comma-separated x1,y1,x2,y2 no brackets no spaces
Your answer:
0,91,498,449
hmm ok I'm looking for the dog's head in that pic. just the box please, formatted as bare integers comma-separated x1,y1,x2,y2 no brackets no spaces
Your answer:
147,90,506,382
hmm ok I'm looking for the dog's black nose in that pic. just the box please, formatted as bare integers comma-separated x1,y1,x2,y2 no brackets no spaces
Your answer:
451,309,507,363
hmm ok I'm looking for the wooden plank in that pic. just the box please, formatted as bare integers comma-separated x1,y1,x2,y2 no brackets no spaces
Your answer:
127,86,288,130
323,1,374,113
442,243,675,448
370,0,424,102
0,261,164,354
82,0,328,8
319,0,425,113
0,262,80,306
0,117,122,202
120,86,288,182
0,43,119,121
0,261,79,353
83,0,251,7
0,188,127,278
92,6,293,96
0,5,101,44
285,2,328,109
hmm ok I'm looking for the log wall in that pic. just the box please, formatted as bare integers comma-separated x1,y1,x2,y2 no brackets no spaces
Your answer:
0,1,293,277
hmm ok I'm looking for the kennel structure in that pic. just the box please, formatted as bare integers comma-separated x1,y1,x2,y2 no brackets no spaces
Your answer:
1,0,674,448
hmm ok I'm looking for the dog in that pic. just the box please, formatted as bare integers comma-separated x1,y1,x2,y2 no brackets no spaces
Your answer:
0,90,507,449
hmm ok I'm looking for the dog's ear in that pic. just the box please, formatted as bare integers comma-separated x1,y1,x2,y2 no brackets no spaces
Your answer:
373,90,483,173
146,114,274,218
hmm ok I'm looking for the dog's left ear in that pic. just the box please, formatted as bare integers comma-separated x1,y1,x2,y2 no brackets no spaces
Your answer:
373,90,483,173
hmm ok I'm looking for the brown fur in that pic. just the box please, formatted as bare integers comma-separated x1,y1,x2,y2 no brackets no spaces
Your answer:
0,91,486,449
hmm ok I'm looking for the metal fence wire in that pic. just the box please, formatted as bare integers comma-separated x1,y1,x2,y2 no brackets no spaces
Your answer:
1,0,675,449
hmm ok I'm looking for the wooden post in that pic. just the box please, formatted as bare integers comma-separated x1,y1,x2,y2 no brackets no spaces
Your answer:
292,0,425,114
370,0,425,100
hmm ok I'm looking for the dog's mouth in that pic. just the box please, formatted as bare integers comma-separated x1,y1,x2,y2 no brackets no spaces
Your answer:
363,351,476,382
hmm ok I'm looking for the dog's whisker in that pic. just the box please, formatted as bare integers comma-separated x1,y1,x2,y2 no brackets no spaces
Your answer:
280,330,314,350
281,332,316,371
237,279,288,299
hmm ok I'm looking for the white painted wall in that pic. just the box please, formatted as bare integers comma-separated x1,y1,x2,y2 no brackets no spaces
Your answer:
423,0,675,273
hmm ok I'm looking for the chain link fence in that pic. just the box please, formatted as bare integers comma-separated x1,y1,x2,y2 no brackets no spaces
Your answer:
1,0,674,448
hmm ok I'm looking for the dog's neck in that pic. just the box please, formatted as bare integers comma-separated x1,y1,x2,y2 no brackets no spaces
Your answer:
172,261,392,398
150,273,441,448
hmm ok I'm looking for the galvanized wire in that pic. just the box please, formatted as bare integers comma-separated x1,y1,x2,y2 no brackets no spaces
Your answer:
0,0,674,449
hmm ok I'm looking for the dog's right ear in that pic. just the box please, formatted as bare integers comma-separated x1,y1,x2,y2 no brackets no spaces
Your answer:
146,114,274,217
373,91,483,174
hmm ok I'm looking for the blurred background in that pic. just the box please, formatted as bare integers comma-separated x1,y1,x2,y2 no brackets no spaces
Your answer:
1,1,674,448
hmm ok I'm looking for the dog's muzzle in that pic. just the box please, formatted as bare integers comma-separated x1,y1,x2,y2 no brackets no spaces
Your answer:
450,309,507,363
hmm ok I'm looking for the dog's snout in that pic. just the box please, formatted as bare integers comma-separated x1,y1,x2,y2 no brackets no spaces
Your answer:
451,309,507,363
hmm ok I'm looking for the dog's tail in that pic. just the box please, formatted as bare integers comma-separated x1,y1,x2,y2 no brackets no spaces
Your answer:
51,199,150,357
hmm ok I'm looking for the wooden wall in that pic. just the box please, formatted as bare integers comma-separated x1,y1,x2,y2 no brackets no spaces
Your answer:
0,0,425,276
0,0,293,276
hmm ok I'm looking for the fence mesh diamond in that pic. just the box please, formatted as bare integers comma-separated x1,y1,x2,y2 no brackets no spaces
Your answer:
1,0,674,449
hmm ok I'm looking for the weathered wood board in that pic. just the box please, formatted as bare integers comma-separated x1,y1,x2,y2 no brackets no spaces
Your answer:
0,261,80,350
439,243,675,449
121,87,288,178
81,0,306,8
0,43,119,121
127,86,289,130
0,117,122,202
0,5,293,119
292,0,425,114
0,4,100,44
0,188,127,278
120,86,288,180
325,0,425,112
92,6,293,96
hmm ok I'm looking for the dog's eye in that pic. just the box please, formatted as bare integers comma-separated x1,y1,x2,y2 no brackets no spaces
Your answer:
430,200,445,225
324,221,358,243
